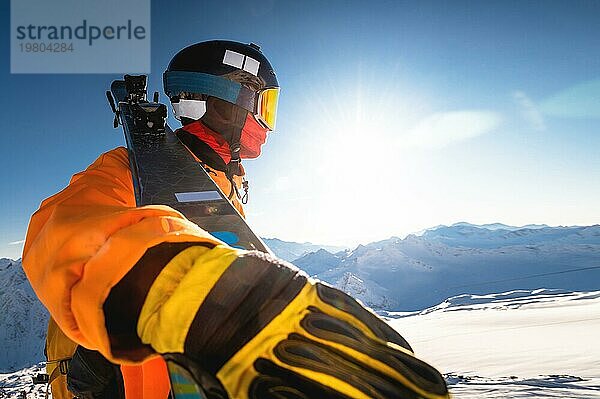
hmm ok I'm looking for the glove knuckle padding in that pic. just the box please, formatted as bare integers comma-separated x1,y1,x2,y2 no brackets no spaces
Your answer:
211,256,446,398
239,286,448,399
314,283,413,351
183,250,308,372
143,246,449,398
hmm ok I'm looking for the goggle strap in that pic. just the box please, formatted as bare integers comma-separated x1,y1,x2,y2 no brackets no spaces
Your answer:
164,71,256,113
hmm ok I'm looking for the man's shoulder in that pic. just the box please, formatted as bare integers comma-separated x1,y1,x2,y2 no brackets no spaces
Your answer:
69,147,130,185
89,146,129,169
104,146,128,161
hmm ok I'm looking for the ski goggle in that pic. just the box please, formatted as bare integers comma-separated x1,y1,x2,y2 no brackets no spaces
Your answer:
255,87,279,131
164,71,279,130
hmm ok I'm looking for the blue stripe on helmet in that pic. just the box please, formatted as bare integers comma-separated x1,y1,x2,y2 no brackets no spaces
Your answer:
164,71,242,104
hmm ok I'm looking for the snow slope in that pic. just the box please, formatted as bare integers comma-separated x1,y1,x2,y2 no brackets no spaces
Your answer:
0,363,47,399
0,259,48,373
388,289,600,398
2,289,599,398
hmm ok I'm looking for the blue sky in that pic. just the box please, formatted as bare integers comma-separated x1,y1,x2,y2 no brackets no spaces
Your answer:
1,0,599,259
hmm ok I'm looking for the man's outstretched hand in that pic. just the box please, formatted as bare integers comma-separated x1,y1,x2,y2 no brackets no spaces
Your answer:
107,244,449,399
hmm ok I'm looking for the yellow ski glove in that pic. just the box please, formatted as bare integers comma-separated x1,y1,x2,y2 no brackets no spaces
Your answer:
121,244,449,399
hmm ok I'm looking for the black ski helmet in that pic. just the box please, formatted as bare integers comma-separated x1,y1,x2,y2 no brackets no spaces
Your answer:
164,40,279,130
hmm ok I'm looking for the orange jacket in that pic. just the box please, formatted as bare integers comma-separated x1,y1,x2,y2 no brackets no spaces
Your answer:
23,146,245,399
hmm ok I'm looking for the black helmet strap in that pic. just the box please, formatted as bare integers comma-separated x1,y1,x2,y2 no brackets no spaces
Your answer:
227,141,242,180
198,97,247,176
226,127,245,203
196,97,249,202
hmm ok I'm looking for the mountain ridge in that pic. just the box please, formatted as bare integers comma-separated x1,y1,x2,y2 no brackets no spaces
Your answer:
2,223,599,372
292,224,600,311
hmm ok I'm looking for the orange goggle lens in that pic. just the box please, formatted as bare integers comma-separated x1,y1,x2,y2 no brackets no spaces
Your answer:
256,88,279,131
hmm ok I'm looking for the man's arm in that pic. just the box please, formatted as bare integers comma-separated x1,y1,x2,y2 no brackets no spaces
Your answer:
22,147,222,361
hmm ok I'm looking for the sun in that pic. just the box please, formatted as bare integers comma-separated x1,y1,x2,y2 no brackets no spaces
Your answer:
307,79,418,190
284,79,431,240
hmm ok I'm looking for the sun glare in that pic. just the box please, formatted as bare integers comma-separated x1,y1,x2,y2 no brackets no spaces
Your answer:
309,78,422,191
289,73,437,243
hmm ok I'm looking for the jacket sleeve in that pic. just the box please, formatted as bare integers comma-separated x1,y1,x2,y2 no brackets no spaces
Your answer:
22,147,222,363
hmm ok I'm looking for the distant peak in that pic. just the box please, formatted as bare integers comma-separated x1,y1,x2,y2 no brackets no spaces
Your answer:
420,222,551,233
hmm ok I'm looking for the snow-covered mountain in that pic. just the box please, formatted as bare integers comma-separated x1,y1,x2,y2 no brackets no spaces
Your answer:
292,224,600,311
291,248,343,276
0,259,48,373
427,221,549,232
419,222,597,248
261,238,347,262
2,224,599,375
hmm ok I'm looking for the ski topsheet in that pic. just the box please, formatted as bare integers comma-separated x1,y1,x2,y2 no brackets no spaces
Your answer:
108,75,271,254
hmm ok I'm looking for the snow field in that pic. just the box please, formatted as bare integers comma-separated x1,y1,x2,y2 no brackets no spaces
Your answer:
389,290,600,397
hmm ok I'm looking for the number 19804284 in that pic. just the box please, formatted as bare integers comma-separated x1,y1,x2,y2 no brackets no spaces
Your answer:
19,42,74,52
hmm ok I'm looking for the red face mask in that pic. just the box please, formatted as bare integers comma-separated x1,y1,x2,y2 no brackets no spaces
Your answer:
239,113,269,159
180,113,268,163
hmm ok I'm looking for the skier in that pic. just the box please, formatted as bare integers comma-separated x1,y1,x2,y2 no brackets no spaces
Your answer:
22,40,449,399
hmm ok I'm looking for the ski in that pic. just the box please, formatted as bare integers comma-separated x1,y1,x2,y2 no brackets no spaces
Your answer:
108,74,273,398
107,74,271,253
